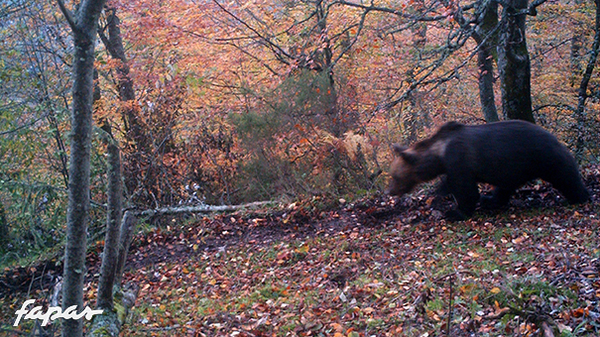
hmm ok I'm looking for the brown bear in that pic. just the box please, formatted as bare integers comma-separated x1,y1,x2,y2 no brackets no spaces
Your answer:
387,120,590,220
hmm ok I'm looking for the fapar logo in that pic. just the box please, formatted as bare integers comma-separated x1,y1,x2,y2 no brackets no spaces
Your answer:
14,300,104,326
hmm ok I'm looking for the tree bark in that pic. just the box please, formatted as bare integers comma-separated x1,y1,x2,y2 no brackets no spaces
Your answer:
114,211,137,287
498,0,535,123
403,0,429,142
99,8,157,206
88,284,139,337
474,0,500,122
96,123,123,310
313,0,343,137
57,0,107,336
575,0,600,155
477,45,499,122
570,0,584,86
0,201,7,249
99,8,147,152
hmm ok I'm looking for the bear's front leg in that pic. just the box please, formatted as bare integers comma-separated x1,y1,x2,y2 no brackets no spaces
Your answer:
445,174,479,221
444,209,468,221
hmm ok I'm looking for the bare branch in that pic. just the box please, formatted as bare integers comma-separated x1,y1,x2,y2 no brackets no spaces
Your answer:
528,0,549,16
332,0,473,22
56,0,77,32
331,8,368,67
212,0,292,63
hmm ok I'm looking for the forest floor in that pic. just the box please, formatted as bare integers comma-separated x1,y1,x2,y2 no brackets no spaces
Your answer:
1,167,600,336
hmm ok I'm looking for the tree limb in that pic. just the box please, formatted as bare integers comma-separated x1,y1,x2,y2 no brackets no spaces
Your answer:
56,0,77,32
528,0,549,16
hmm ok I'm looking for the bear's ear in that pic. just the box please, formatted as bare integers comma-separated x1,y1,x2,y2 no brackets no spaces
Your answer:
392,144,407,156
392,144,418,165
400,151,418,165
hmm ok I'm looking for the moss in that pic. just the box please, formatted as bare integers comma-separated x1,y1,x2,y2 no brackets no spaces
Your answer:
89,309,120,337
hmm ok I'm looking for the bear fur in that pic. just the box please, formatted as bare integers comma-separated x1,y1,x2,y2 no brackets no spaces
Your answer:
387,120,590,220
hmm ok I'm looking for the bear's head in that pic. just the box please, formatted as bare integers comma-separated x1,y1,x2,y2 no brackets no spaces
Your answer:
386,141,447,196
386,144,423,196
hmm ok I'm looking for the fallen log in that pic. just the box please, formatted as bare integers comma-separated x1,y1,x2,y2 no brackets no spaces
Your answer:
137,200,274,217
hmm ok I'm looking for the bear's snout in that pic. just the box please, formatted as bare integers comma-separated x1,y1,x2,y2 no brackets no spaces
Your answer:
386,179,411,196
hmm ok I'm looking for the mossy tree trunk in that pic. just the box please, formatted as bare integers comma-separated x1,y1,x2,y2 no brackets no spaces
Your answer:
498,0,535,123
96,122,123,311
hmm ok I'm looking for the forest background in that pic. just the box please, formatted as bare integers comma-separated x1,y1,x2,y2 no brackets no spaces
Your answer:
1,0,600,268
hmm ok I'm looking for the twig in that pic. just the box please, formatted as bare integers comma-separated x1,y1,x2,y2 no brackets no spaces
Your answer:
0,112,49,136
136,325,195,333
212,0,292,64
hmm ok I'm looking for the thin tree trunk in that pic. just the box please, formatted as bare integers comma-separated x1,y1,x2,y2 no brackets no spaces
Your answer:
570,0,584,86
478,45,499,122
474,0,499,122
96,123,123,310
57,0,107,336
575,0,600,155
62,29,94,337
114,211,137,287
99,8,147,152
313,0,343,137
403,0,429,142
498,0,535,123
0,201,7,249
99,8,154,206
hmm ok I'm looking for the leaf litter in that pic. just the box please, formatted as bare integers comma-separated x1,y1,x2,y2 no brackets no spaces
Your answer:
1,167,600,336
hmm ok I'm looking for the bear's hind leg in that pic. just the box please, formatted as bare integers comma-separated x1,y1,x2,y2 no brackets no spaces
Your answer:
541,161,590,204
553,177,589,204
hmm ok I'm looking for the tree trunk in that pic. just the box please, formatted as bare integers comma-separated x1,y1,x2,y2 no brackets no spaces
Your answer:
99,8,155,206
89,284,139,337
57,0,107,336
89,213,138,337
478,45,499,122
96,122,123,310
99,8,147,152
114,211,138,287
402,0,429,142
575,0,600,155
62,27,94,337
570,0,584,86
313,0,343,137
474,0,500,122
498,0,535,123
0,201,7,249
